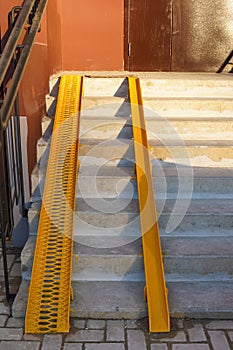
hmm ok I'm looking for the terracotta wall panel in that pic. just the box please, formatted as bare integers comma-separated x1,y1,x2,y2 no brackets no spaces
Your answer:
60,0,124,70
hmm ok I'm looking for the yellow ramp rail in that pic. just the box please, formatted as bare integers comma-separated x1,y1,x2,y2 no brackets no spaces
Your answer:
25,75,83,333
128,77,170,333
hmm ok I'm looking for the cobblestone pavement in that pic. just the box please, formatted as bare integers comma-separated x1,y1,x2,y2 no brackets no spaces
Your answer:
0,246,233,349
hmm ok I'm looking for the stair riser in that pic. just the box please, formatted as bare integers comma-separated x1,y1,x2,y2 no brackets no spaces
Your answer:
36,142,233,171
164,256,233,275
28,206,233,235
31,169,233,201
78,142,233,167
76,176,233,198
145,98,233,113
83,78,233,98
41,116,53,135
150,146,233,166
80,121,132,140
12,278,233,320
159,214,233,232
21,253,233,282
46,94,57,117
21,254,145,281
79,119,233,140
49,74,233,98
36,141,50,164
81,97,233,114
141,86,233,98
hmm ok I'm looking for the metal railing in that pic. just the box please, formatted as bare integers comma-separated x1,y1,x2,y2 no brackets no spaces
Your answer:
0,0,48,302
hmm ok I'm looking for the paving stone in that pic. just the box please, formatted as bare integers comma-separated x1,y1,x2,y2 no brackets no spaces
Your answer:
0,292,6,302
0,341,40,350
23,334,45,341
66,329,104,342
0,303,10,315
127,330,146,350
42,334,62,350
151,331,186,342
86,319,105,329
208,330,231,350
63,344,83,350
107,320,125,341
0,327,23,340
10,262,21,277
0,315,8,327
188,324,207,342
151,344,168,350
6,317,24,328
177,320,184,329
206,321,233,329
126,320,138,329
85,344,125,350
0,255,16,270
73,319,86,329
172,345,209,350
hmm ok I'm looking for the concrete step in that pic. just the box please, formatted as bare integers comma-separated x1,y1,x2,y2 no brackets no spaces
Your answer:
34,140,233,180
12,277,233,319
168,279,233,319
21,236,143,281
21,235,233,281
149,140,233,167
41,115,53,136
82,76,233,98
50,73,233,97
36,137,51,164
79,119,133,140
46,94,57,117
81,96,233,114
78,139,135,165
140,81,233,98
76,178,233,199
79,116,233,140
77,139,233,170
12,279,147,319
28,195,233,235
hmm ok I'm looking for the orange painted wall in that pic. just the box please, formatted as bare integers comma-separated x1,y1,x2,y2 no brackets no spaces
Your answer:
60,0,124,71
0,0,124,181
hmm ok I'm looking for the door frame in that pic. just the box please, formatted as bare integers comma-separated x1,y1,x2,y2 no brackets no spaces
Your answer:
124,0,129,71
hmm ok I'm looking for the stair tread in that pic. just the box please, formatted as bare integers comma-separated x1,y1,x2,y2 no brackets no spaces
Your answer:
75,198,233,214
78,163,233,177
79,137,233,147
23,235,233,259
168,279,233,318
13,277,233,319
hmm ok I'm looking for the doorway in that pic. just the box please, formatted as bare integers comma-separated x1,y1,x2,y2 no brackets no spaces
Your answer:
124,0,173,71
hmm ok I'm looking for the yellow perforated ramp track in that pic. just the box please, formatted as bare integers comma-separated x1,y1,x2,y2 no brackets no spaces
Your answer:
25,75,83,333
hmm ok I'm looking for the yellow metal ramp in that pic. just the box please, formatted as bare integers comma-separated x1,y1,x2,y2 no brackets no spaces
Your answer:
25,75,83,333
128,77,170,333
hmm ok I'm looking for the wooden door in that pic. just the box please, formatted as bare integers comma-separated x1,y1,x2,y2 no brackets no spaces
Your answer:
125,0,172,71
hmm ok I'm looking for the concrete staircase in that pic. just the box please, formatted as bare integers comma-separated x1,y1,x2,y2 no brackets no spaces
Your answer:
13,73,233,320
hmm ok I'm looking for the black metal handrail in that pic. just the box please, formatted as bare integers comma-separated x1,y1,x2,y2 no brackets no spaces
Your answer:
0,0,48,303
